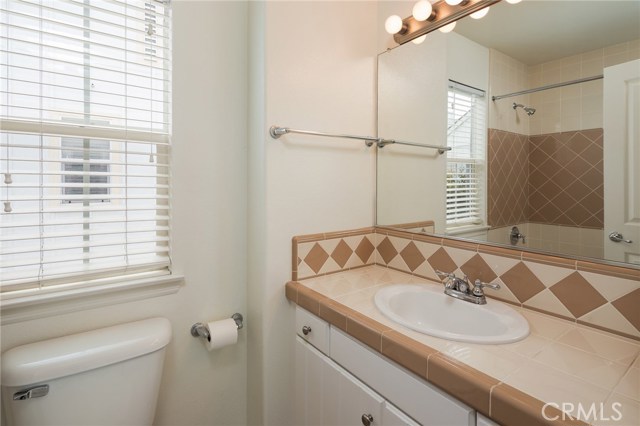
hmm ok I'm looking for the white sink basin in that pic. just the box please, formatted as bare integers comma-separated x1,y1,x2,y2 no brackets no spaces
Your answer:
374,284,529,344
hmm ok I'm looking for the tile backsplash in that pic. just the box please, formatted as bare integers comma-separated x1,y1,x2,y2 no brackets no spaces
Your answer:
292,227,640,340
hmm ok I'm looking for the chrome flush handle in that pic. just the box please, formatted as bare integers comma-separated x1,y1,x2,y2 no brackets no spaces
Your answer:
609,232,633,244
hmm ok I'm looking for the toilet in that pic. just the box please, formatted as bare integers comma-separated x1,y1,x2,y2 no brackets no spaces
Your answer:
1,317,172,426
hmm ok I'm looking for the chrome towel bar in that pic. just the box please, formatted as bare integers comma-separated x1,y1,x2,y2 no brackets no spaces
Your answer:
269,125,451,154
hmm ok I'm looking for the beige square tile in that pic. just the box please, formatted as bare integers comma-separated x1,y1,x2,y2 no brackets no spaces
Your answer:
444,246,476,270
499,333,553,358
519,309,573,339
439,342,530,382
297,261,316,280
557,327,640,365
604,53,629,68
580,303,640,339
612,288,640,335
318,257,341,275
594,393,640,426
485,279,521,305
523,260,575,288
534,342,629,390
604,42,628,57
581,58,604,78
335,283,392,312
524,288,574,319
502,360,611,422
615,367,640,402
303,270,381,299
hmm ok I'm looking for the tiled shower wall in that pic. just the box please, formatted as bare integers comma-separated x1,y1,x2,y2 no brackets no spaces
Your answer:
292,227,640,340
487,128,604,229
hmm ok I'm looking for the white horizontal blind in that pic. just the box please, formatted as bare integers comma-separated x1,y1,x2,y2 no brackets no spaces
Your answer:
0,0,172,294
446,81,486,228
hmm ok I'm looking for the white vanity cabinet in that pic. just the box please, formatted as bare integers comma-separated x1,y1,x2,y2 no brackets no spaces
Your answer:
295,336,413,426
295,306,476,426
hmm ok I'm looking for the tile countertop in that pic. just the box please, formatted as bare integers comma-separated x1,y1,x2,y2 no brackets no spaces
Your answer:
286,265,640,426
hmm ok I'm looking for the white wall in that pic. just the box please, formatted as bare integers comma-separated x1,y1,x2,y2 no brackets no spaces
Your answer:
377,33,448,229
0,2,248,425
377,31,488,232
248,2,378,424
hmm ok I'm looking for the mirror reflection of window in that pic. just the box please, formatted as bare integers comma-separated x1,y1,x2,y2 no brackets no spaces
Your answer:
446,81,487,231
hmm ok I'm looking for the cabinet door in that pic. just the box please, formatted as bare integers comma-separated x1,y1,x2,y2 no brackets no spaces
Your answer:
295,336,339,426
477,413,501,426
296,336,385,426
335,369,384,426
382,402,421,426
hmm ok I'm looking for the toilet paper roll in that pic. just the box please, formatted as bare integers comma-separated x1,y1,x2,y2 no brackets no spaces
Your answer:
205,318,238,351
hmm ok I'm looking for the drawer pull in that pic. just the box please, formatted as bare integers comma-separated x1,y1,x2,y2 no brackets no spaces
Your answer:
361,413,374,426
302,325,312,335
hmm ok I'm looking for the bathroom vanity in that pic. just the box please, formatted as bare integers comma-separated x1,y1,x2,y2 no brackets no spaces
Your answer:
295,306,484,425
287,265,640,426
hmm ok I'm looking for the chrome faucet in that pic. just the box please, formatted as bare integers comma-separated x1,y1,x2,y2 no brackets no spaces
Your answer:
435,271,501,305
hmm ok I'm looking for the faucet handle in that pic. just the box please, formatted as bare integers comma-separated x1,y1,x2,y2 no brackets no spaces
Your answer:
472,279,501,296
435,270,455,280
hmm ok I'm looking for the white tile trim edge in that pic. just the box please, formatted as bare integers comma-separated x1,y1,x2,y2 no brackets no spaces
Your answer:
0,274,184,324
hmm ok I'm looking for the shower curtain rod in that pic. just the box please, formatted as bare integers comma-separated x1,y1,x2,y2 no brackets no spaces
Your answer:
269,126,451,154
491,74,603,101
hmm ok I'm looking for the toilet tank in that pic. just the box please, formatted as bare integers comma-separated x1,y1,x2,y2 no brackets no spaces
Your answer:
1,317,172,426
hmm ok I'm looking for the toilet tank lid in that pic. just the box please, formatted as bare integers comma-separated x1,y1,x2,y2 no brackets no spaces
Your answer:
1,317,172,387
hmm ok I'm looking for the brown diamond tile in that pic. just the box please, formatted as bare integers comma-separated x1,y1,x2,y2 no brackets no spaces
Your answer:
460,254,498,284
611,288,640,332
427,247,457,274
399,241,426,272
331,239,352,269
304,243,329,274
500,262,546,303
377,236,398,265
354,236,375,264
582,128,603,142
550,272,607,318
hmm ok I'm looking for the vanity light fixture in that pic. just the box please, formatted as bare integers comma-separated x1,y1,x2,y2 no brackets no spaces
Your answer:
439,21,457,33
505,0,522,3
385,15,406,35
412,35,427,44
387,0,505,45
412,1,435,22
470,6,490,19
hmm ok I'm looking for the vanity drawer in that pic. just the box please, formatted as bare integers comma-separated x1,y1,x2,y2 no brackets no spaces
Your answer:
296,306,330,354
331,328,475,426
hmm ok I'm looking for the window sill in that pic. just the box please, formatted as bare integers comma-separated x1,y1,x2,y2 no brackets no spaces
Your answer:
445,225,491,236
0,274,184,325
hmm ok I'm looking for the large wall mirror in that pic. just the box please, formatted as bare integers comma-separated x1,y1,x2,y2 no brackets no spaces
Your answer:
377,0,640,267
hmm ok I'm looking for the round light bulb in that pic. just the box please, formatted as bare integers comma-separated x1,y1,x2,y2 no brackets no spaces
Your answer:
412,35,427,45
470,7,490,19
445,0,463,5
412,1,433,22
385,15,404,34
505,0,522,3
439,21,456,33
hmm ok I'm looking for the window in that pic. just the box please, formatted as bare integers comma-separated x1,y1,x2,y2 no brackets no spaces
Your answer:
1,0,172,296
446,81,487,230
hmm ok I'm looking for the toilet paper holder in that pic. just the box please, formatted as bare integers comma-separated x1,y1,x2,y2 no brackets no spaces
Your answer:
190,313,243,342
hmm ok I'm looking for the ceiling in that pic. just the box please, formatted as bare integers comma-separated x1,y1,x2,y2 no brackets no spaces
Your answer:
454,0,640,65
